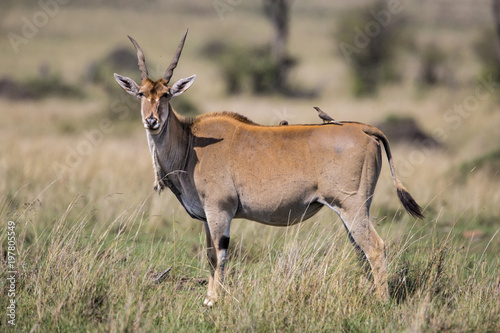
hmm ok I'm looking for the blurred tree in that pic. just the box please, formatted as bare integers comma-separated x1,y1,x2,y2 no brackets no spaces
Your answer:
492,0,500,81
263,0,291,93
204,0,317,97
335,0,403,96
475,1,500,84
417,44,451,87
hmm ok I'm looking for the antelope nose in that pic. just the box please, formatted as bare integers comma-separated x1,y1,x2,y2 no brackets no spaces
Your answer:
145,118,158,129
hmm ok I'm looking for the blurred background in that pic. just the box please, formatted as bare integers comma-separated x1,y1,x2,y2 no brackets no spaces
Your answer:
1,0,499,253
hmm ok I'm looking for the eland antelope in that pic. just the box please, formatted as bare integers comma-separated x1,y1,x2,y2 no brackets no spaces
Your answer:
114,30,424,306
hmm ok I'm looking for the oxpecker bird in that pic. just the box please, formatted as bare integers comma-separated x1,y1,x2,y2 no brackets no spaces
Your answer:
314,107,342,125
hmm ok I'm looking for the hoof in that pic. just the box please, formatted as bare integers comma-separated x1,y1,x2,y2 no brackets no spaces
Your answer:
203,298,214,307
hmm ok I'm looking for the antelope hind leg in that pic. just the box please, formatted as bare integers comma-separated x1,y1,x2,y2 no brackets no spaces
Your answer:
340,210,389,300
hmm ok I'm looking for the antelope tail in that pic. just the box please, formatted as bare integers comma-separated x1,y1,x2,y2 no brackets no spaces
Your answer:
363,126,425,219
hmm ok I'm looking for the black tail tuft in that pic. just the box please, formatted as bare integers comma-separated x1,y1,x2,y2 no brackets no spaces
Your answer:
397,187,424,219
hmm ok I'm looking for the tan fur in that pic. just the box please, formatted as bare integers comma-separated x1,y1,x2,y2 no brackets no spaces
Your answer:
114,34,423,306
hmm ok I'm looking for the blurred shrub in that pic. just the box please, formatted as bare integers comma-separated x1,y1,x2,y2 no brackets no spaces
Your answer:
171,97,200,117
201,41,312,97
249,46,288,94
335,1,404,96
475,29,500,83
0,73,84,100
376,114,441,148
26,74,85,99
85,46,139,121
0,78,35,100
201,41,282,95
417,44,451,87
86,46,138,92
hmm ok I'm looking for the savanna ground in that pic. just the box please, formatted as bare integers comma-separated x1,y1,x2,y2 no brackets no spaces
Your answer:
0,0,499,332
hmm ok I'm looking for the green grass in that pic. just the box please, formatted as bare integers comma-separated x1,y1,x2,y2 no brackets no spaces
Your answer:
1,188,499,332
460,147,500,179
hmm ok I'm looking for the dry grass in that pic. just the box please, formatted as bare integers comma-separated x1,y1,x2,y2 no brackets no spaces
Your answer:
1,1,499,332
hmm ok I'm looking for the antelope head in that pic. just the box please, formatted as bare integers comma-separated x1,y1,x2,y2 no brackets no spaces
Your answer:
114,30,196,135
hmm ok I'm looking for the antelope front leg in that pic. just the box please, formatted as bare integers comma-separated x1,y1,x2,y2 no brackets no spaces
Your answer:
203,216,231,307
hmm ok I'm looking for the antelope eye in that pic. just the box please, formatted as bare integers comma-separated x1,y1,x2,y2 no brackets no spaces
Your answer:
137,92,145,98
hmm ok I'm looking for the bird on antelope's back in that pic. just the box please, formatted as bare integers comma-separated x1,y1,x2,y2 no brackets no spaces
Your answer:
314,106,342,125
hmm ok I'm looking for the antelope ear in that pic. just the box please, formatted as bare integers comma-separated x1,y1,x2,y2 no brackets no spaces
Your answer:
170,75,196,97
114,73,141,98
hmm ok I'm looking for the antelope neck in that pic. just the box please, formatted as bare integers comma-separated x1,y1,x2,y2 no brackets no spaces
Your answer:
147,102,192,175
